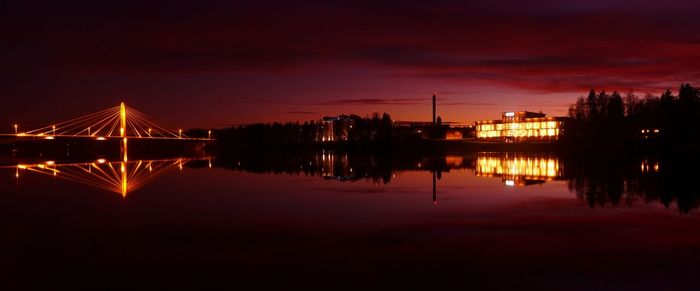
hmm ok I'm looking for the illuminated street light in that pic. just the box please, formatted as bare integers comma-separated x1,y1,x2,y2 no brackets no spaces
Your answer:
52,125,56,136
179,129,182,138
14,124,18,135
148,128,152,137
208,130,212,139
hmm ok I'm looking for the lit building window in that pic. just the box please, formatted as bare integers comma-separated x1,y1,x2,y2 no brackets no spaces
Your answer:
475,111,567,141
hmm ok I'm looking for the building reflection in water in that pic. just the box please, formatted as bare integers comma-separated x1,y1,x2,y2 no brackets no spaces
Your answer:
318,150,389,182
475,153,563,186
13,157,206,197
640,159,660,173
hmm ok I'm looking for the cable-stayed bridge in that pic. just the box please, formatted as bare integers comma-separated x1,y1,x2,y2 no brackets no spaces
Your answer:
2,102,212,141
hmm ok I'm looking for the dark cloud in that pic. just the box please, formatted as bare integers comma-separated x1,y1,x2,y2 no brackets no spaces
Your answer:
318,98,426,105
283,110,318,115
273,98,494,106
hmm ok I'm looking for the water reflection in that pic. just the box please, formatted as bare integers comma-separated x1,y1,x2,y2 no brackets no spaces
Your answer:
9,157,210,197
222,151,565,186
218,150,700,213
566,155,700,213
475,153,563,186
6,148,700,213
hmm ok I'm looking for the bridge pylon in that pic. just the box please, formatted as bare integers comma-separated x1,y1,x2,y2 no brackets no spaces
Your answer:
120,102,127,138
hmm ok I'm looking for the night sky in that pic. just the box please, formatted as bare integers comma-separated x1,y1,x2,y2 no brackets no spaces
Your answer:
2,0,700,128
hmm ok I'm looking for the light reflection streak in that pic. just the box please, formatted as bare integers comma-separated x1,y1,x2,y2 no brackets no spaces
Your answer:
10,157,208,197
476,153,562,186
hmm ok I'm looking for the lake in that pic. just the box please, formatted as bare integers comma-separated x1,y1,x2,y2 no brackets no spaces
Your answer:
1,151,699,290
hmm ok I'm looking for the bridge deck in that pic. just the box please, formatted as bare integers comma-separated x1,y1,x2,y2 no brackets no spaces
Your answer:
0,134,213,141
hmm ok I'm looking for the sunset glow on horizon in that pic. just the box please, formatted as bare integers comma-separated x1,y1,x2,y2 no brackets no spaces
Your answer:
2,0,700,128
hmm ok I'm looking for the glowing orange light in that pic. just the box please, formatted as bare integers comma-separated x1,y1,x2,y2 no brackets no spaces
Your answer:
120,102,126,138
122,138,128,162
121,161,127,197
475,155,561,185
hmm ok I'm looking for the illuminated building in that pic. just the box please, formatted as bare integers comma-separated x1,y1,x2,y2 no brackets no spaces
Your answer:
475,111,569,142
475,153,563,186
445,129,464,140
640,128,660,139
392,121,435,139
318,115,360,142
640,159,659,173
392,121,473,140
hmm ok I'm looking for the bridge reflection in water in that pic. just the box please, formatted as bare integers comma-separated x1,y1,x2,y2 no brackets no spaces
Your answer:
475,153,563,186
11,157,210,197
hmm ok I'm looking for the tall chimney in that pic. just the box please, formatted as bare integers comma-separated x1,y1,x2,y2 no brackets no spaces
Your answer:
432,93,436,125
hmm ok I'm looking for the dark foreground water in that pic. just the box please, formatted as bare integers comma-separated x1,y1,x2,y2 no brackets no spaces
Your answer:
1,151,700,290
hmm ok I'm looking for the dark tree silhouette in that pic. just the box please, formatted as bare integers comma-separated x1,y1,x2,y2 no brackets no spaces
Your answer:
216,113,393,149
567,83,700,147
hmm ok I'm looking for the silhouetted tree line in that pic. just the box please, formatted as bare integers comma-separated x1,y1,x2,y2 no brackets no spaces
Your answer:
217,121,319,146
214,113,393,148
567,154,700,213
567,83,700,146
216,150,396,184
345,112,393,143
214,150,478,184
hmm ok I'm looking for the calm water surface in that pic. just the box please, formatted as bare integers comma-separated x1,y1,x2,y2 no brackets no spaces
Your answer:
1,152,699,290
